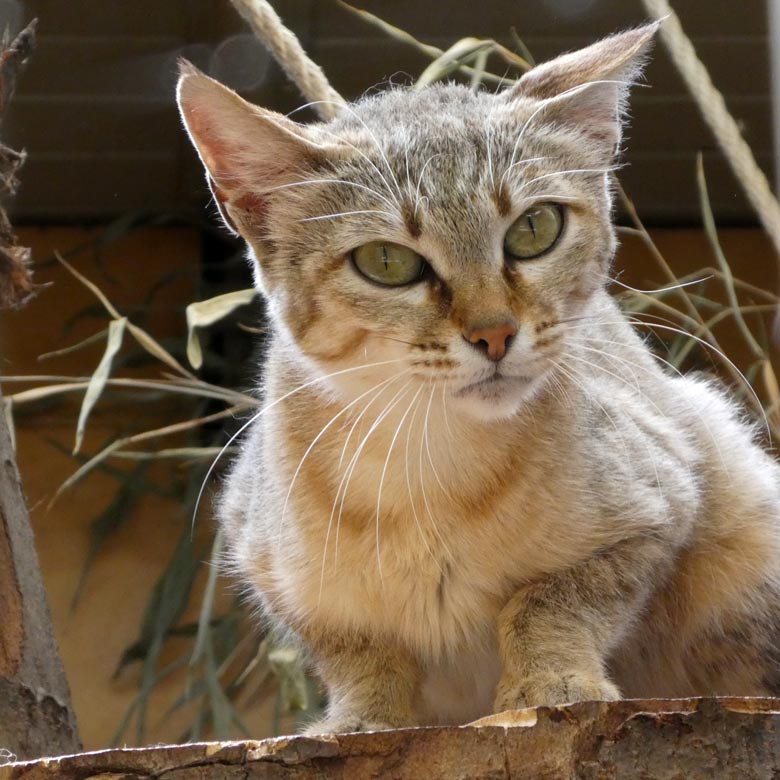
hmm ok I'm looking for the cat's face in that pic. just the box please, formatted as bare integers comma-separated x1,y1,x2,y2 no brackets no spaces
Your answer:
178,25,656,421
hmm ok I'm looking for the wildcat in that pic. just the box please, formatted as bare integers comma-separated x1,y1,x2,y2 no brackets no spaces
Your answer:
176,23,780,733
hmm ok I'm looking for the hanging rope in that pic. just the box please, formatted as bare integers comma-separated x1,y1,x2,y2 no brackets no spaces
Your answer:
641,0,780,270
229,0,346,120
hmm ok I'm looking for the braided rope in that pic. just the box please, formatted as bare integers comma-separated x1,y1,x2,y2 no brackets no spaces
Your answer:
641,0,780,263
230,0,346,120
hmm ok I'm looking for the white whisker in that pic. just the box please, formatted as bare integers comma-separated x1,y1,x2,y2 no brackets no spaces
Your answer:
414,153,441,218
576,339,730,478
440,382,454,439
317,374,408,603
287,99,402,206
403,390,443,573
518,167,617,190
330,379,413,582
299,209,399,223
609,275,713,295
502,78,637,188
423,383,453,499
269,178,396,210
624,316,770,443
279,370,408,549
375,386,424,584
485,122,496,191
417,383,455,562
190,357,406,534
500,155,550,182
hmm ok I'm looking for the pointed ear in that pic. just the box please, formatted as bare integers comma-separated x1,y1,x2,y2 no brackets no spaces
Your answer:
504,23,659,157
176,60,337,236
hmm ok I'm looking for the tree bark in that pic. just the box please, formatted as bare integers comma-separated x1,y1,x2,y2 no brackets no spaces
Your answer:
0,20,36,310
0,19,80,762
2,698,780,779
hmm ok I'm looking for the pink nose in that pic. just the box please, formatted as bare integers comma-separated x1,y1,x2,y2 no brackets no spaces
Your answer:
465,321,518,362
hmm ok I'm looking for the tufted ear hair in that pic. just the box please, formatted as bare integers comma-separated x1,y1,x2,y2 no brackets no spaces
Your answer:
176,60,340,236
503,23,659,158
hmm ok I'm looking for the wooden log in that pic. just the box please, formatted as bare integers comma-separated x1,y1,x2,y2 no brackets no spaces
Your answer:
0,382,80,760
0,20,36,309
0,19,80,761
3,698,780,779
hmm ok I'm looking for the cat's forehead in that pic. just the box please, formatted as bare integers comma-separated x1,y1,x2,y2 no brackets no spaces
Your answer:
327,84,530,156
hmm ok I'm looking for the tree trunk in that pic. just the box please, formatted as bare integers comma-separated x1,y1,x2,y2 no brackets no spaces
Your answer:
2,698,780,779
0,19,80,762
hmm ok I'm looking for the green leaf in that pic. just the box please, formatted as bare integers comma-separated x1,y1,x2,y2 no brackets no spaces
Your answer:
134,529,203,741
190,530,224,668
185,289,257,369
74,317,127,454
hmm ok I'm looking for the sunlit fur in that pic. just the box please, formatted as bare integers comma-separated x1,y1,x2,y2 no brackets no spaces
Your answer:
177,24,780,732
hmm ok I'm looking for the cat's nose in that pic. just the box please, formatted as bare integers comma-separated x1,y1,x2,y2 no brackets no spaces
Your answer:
464,320,518,362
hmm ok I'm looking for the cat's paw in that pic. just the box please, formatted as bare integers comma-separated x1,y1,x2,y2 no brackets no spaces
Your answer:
494,671,620,712
303,714,397,735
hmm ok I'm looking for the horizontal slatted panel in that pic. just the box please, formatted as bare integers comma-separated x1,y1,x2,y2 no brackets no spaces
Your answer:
0,0,774,223
314,0,768,40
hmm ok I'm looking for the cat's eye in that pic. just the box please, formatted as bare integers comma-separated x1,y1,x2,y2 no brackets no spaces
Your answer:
351,241,425,287
504,203,564,260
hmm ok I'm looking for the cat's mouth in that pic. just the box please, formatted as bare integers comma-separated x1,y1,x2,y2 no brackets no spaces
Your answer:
456,371,532,398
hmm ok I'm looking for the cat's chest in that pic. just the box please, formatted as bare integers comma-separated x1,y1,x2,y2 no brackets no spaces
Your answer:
295,514,510,657
268,404,593,654
277,448,552,656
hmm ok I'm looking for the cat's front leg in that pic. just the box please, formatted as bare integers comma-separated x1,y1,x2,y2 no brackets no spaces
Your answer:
303,627,422,734
494,536,666,711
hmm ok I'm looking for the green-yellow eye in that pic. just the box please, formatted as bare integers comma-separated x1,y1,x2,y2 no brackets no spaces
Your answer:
504,203,564,260
351,241,425,286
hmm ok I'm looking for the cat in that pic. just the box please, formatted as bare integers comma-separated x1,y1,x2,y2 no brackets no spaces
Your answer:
176,22,780,733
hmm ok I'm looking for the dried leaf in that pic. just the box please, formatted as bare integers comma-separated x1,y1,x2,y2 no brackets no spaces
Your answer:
55,251,196,379
762,359,780,421
696,154,764,359
268,634,309,712
128,322,196,380
55,251,121,319
52,440,122,504
74,317,127,454
186,288,257,369
9,381,90,404
336,2,510,85
38,328,108,361
110,446,228,461
415,38,492,89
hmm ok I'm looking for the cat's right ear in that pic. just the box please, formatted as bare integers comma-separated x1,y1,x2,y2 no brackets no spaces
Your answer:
502,24,659,160
176,60,335,236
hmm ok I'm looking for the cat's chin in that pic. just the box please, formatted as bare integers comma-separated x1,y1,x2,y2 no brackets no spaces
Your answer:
452,373,539,421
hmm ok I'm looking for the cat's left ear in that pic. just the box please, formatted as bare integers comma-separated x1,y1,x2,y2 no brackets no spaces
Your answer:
504,23,659,158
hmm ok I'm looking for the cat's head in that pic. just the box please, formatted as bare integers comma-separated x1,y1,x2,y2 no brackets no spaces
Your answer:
177,24,656,422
